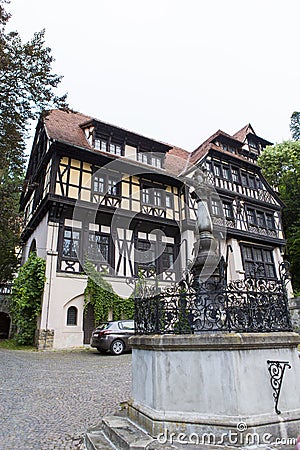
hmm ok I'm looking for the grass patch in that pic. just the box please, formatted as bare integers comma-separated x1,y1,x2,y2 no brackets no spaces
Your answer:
0,339,36,351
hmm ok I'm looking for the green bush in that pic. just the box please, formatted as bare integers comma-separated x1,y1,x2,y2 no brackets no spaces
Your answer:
10,253,46,345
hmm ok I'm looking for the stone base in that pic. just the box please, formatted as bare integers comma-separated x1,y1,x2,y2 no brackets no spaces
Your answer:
85,332,300,449
35,329,54,350
128,332,300,446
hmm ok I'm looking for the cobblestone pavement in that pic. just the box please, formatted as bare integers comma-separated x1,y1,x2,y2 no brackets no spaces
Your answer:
0,348,131,450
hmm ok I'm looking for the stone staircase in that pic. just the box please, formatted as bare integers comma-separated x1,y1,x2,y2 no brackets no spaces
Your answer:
84,414,296,450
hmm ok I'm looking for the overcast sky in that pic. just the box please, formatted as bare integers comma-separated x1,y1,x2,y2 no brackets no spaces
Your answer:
7,0,300,151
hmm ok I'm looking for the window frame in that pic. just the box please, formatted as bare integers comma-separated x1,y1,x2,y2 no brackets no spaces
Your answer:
92,173,121,197
140,184,166,208
241,244,276,280
223,201,234,219
94,138,123,156
88,232,111,264
67,306,78,326
62,227,81,260
137,152,163,168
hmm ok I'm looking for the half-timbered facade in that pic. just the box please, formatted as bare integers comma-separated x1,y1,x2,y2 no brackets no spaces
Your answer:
20,111,286,349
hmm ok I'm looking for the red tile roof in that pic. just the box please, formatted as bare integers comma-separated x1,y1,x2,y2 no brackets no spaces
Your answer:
42,110,268,175
233,123,255,142
43,110,191,174
44,109,92,150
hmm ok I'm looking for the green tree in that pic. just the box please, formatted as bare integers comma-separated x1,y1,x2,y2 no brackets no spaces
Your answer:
258,140,300,292
290,111,300,141
0,0,68,282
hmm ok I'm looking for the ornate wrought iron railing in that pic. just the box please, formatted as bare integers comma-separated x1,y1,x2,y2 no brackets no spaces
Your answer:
134,262,293,334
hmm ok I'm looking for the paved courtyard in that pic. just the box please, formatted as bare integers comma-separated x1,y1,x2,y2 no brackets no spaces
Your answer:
0,348,131,450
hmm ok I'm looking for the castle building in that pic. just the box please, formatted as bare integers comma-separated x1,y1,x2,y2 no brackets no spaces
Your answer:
19,110,285,349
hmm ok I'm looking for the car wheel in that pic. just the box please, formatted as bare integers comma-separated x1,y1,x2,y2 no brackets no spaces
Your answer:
97,348,107,354
110,339,125,355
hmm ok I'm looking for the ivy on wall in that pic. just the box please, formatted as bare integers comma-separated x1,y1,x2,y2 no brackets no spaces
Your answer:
84,261,134,325
10,253,46,345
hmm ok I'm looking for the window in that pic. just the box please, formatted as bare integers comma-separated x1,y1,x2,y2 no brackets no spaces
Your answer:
256,211,265,227
154,190,162,206
266,214,275,229
247,209,256,225
109,143,122,156
211,199,222,216
214,164,221,177
93,176,105,194
223,201,233,219
248,176,256,189
67,306,78,326
138,152,148,164
141,186,164,207
142,188,150,204
62,229,80,258
223,166,230,180
241,245,276,279
94,138,107,152
241,172,248,186
93,174,120,196
136,239,156,268
94,138,122,156
161,245,175,270
137,153,162,168
166,193,173,208
231,167,240,183
246,208,276,229
151,156,162,168
248,139,259,150
206,161,212,172
108,178,118,196
88,233,110,261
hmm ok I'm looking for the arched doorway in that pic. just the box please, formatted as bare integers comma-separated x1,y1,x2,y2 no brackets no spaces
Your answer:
83,303,95,344
0,312,10,339
29,239,37,255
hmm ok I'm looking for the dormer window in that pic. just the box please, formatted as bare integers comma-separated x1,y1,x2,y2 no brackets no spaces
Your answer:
248,139,259,151
137,152,163,168
94,138,122,156
151,156,162,168
219,142,236,154
138,152,148,164
109,143,122,156
94,138,107,152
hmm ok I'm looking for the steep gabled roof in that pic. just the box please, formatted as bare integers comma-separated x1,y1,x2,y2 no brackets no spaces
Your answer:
233,123,256,142
190,129,243,165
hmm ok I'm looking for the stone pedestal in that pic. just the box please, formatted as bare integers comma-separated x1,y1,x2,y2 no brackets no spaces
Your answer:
126,332,300,446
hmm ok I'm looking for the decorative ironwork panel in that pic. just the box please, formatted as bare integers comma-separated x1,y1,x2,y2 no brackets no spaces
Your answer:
267,360,291,414
134,262,293,335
